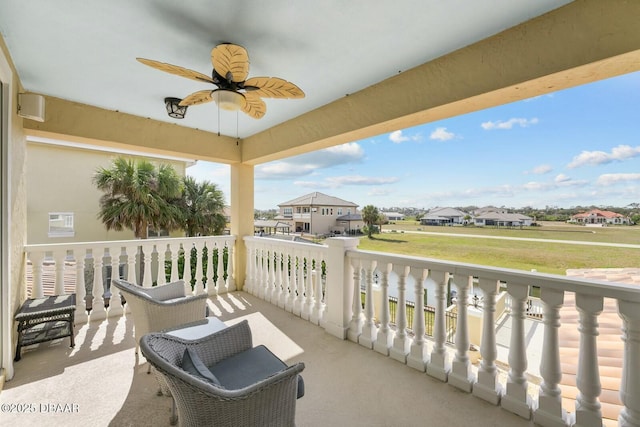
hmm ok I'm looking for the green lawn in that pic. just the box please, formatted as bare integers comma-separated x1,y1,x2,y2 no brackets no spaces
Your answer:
356,222,639,275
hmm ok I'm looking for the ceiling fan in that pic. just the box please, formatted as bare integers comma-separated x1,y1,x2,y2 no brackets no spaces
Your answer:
137,43,304,119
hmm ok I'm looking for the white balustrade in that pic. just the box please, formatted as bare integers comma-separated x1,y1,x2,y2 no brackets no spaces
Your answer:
473,277,502,404
427,270,450,381
347,257,363,343
407,267,428,371
390,264,410,363
359,260,378,349
373,262,394,356
618,299,640,427
449,274,474,392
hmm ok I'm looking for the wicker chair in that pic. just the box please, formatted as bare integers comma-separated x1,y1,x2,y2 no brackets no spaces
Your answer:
140,320,305,427
111,278,208,353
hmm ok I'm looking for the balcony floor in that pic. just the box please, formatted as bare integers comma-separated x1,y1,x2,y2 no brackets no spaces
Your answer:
2,292,539,427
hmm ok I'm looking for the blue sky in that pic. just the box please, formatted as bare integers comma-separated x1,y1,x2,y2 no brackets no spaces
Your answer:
187,71,640,211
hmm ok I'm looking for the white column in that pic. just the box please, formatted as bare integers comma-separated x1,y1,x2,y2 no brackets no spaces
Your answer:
285,250,296,312
181,243,192,293
156,244,167,286
301,252,315,321
571,293,603,427
347,257,363,343
225,242,235,292
108,246,124,317
53,250,66,295
534,288,569,427
427,270,450,381
374,262,394,356
293,250,304,316
273,249,283,305
502,282,532,419
193,240,205,295
168,242,180,283
29,252,45,298
323,238,359,339
449,274,474,392
618,299,640,427
73,249,88,324
408,267,428,371
390,264,410,363
359,260,378,349
472,277,502,405
244,241,255,294
310,257,325,325
206,242,216,296
90,248,107,321
281,249,292,309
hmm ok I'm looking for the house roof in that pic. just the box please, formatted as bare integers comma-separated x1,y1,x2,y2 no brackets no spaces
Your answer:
427,207,468,218
254,220,290,229
279,192,358,208
572,209,626,219
336,214,363,221
475,212,532,221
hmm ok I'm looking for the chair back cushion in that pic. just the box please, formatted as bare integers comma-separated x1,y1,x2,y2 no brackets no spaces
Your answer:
182,347,223,387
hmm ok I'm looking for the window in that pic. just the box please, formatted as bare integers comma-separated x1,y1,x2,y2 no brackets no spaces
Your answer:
283,207,293,217
148,227,170,238
48,212,74,237
337,208,343,215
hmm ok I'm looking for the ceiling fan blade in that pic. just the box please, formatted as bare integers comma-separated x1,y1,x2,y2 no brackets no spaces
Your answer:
179,90,214,106
137,58,215,84
244,77,305,99
211,44,249,83
241,92,266,119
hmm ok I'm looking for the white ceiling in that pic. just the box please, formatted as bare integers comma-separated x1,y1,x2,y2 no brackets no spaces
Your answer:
0,0,572,139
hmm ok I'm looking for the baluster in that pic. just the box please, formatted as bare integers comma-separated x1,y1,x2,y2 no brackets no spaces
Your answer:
390,265,410,363
449,274,474,392
205,242,215,296
618,299,640,427
374,263,394,356
427,270,450,381
285,254,296,312
53,250,66,295
182,243,193,293
156,244,167,286
90,248,107,321
216,244,225,294
279,251,291,309
272,249,282,304
502,282,532,418
225,241,235,292
193,240,205,295
310,255,326,325
472,277,502,404
347,258,363,343
123,245,137,314
108,246,124,317
572,293,603,427
244,241,254,294
408,267,429,371
293,251,305,316
29,252,45,298
534,288,569,427
257,246,266,299
168,242,180,283
300,252,312,320
359,260,378,349
73,249,88,324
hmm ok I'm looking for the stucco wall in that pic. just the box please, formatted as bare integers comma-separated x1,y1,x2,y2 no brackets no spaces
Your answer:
26,141,188,244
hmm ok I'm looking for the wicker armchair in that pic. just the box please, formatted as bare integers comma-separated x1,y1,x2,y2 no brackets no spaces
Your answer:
140,320,305,427
111,278,208,353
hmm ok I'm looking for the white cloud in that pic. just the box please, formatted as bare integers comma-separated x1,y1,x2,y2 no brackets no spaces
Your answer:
481,117,539,130
256,142,365,179
596,173,640,186
524,164,552,175
554,174,571,183
389,130,409,143
430,127,455,141
567,145,640,168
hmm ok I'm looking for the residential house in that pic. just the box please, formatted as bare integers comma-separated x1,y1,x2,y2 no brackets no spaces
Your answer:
276,192,362,236
569,209,631,225
382,211,405,221
27,138,194,244
474,212,533,227
421,207,469,226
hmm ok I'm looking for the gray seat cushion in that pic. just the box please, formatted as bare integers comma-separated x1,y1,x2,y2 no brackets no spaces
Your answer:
209,345,304,398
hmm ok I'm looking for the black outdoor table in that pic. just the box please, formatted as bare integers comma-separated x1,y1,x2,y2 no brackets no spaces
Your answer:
14,294,76,361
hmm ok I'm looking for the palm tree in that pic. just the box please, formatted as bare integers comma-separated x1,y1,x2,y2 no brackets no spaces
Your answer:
93,157,183,238
362,205,380,238
179,177,227,237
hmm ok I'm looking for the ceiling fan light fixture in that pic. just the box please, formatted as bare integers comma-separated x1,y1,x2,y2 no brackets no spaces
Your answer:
164,97,188,119
214,90,244,111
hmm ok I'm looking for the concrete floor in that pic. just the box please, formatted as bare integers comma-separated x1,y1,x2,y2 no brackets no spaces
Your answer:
1,291,545,427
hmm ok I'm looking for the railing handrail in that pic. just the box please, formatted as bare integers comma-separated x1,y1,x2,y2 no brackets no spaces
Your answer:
347,248,640,302
25,235,237,253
